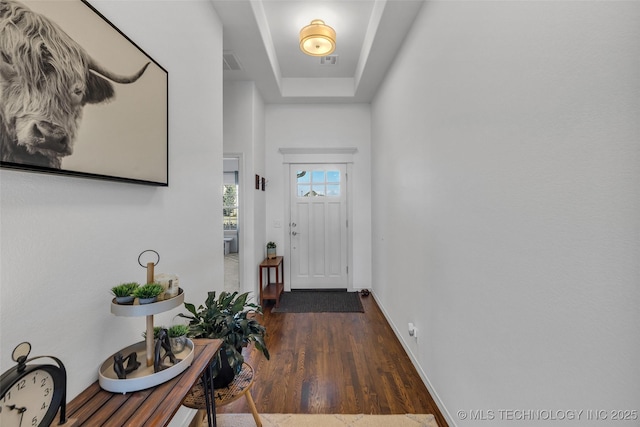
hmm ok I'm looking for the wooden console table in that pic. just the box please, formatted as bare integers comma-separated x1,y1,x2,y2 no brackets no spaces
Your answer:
63,339,222,427
259,256,284,308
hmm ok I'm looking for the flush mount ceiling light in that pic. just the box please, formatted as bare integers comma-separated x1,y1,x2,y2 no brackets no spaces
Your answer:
299,19,336,56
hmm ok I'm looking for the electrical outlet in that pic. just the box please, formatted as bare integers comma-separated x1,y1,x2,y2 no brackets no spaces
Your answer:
408,322,418,339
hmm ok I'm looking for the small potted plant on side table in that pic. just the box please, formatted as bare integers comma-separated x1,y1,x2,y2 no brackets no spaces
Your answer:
111,282,140,304
133,283,165,304
266,241,277,259
142,326,164,342
168,324,190,353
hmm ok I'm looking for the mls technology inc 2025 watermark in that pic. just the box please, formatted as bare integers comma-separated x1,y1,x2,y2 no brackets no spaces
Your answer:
456,409,638,422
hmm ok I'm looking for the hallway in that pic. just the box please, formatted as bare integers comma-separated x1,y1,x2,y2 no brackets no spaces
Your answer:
224,253,240,292
218,294,448,427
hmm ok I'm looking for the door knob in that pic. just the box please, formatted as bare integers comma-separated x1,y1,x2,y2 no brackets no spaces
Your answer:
291,231,298,236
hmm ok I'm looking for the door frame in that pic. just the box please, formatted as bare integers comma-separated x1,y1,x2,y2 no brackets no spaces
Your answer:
279,148,357,292
223,153,244,293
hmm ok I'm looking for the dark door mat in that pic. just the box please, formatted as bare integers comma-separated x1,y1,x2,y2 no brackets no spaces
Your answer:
271,290,364,313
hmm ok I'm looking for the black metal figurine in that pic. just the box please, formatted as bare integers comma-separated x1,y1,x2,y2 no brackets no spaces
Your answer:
113,351,141,379
154,328,180,372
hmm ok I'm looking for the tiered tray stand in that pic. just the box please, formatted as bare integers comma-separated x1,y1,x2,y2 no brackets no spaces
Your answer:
98,261,193,393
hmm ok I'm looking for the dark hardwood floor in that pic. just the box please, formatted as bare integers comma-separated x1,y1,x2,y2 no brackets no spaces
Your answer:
218,293,448,427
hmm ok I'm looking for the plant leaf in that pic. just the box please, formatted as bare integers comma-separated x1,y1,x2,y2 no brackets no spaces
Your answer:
183,302,198,316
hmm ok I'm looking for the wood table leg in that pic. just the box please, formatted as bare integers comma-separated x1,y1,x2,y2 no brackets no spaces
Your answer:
245,390,262,427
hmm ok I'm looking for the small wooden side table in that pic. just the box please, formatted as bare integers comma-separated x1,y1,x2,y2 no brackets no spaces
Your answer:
259,256,284,308
184,363,261,427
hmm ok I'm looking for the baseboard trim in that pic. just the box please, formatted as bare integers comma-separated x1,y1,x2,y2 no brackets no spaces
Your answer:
167,406,197,427
371,291,456,427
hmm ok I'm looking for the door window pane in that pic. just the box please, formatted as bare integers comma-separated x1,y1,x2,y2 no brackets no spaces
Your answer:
296,168,341,197
326,185,340,196
298,185,311,197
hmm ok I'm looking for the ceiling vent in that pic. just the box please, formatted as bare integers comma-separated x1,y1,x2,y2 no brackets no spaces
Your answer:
223,51,243,71
320,55,339,66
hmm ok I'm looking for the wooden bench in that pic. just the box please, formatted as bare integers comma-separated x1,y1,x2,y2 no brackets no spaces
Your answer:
60,339,222,427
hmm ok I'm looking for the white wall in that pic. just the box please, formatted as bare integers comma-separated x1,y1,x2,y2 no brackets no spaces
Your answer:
223,81,266,298
0,0,223,403
265,104,372,290
372,1,640,425
252,88,267,291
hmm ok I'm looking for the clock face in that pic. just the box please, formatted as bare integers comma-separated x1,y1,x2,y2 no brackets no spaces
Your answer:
1,368,57,427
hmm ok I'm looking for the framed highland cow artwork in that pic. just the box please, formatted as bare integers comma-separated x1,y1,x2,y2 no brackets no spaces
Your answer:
0,0,168,186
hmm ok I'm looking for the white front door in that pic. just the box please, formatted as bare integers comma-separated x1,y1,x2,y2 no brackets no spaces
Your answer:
289,164,348,289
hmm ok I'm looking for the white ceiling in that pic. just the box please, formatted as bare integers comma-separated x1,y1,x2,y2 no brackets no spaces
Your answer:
211,0,425,104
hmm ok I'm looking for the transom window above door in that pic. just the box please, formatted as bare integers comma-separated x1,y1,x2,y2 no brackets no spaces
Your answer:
296,169,340,197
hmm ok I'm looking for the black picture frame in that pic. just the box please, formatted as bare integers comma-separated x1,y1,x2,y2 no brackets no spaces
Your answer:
0,0,168,186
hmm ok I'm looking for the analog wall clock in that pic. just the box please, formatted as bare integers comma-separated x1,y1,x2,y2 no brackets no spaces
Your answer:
1,342,68,427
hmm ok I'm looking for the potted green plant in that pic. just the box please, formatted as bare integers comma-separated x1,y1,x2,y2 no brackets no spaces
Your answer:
266,241,277,259
111,282,140,304
178,291,270,388
167,324,189,353
133,283,165,304
142,326,165,340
